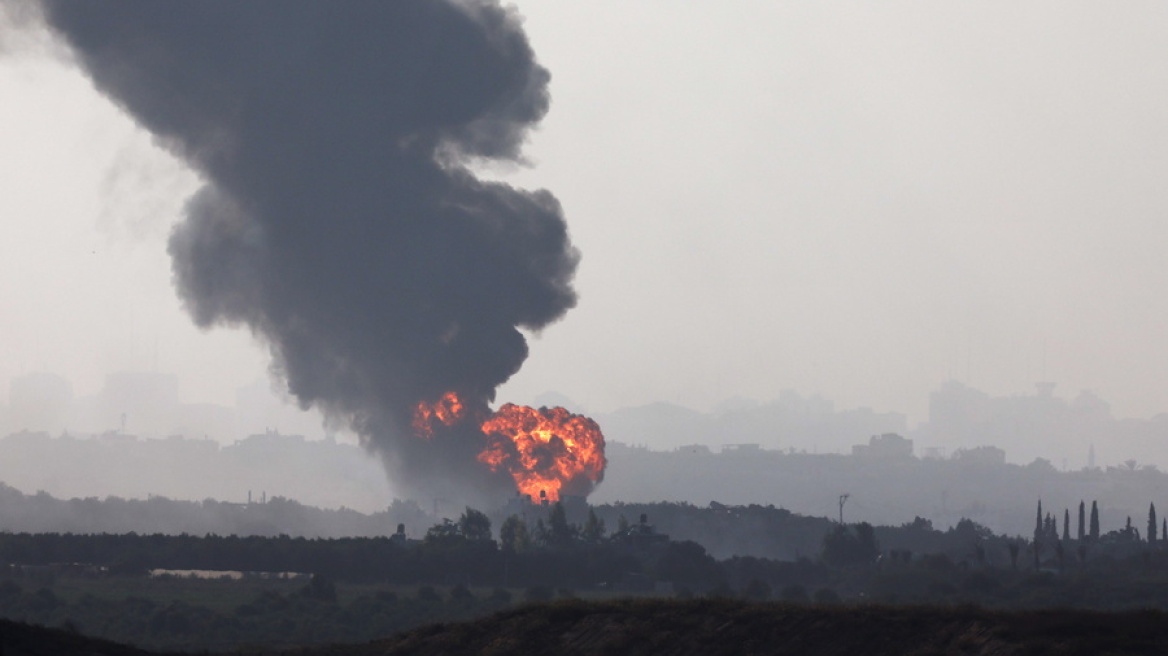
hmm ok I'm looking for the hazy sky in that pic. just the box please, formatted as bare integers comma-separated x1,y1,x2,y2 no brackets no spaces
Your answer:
2,1,1168,427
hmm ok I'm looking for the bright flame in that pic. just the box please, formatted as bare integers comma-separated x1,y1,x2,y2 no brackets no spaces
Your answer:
411,391,467,438
410,393,607,500
478,403,606,502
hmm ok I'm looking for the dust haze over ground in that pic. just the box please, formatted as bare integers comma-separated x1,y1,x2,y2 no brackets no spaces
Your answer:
27,0,579,505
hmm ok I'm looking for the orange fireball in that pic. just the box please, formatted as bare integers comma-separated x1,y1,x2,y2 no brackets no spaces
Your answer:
478,403,606,501
411,391,468,438
411,393,607,500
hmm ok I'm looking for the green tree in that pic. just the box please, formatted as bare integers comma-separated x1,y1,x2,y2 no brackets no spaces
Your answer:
299,574,337,602
581,509,605,543
821,523,879,567
1034,500,1043,544
524,586,553,602
1149,503,1158,545
423,518,461,546
1090,501,1100,541
458,507,492,542
1077,500,1085,541
449,583,475,603
1033,501,1044,569
499,515,530,553
546,502,577,548
742,578,771,600
532,518,549,547
416,585,442,602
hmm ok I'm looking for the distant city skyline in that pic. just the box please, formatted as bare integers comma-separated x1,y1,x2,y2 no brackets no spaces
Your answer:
5,366,1168,473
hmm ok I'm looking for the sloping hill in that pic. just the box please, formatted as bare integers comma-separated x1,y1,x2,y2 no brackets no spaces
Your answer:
0,618,153,656
4,599,1168,655
292,599,1168,656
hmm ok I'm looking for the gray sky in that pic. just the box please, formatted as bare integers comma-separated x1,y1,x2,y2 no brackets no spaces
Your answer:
2,1,1168,428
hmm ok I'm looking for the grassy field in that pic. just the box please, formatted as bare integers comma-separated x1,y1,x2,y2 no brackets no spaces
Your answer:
296,598,1168,656
49,574,307,612
4,593,1168,654
45,574,532,610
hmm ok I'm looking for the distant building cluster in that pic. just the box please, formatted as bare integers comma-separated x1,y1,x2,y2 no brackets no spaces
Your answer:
851,433,913,459
916,380,1148,467
2,371,326,443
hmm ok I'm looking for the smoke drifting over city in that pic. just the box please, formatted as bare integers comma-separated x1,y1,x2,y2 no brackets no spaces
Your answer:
33,0,579,502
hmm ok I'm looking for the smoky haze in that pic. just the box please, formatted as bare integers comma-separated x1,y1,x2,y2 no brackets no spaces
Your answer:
33,0,579,505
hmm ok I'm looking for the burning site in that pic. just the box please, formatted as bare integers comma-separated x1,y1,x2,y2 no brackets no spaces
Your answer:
414,393,605,502
28,0,605,506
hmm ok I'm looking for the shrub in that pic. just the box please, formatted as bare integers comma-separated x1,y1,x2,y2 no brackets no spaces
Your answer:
742,579,772,601
450,583,475,602
813,588,841,605
781,584,808,603
417,585,442,602
489,588,513,604
524,586,553,602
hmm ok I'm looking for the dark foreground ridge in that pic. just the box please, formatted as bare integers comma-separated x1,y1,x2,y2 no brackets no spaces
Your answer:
290,599,1168,656
4,599,1168,655
0,617,152,656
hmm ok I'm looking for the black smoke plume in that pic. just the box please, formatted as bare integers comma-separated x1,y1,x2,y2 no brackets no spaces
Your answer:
34,0,579,503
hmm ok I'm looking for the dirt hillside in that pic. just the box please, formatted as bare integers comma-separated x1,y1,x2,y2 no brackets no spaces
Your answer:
292,598,1168,656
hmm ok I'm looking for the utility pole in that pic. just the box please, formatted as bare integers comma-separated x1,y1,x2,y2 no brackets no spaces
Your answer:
839,493,850,525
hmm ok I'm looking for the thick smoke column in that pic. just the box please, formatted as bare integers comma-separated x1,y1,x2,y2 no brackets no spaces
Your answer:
35,1,579,502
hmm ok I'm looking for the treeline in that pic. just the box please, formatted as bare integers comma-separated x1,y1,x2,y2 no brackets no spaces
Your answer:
0,508,703,591
0,482,431,538
6,502,1168,649
0,574,508,651
590,501,833,561
0,500,1156,595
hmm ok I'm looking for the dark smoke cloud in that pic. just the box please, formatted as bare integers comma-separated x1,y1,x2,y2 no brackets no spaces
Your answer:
35,0,579,503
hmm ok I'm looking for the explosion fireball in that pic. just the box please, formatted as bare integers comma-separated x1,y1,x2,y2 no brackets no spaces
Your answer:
411,391,469,439
412,394,606,501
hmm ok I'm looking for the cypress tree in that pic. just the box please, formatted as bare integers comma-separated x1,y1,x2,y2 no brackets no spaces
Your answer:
1035,500,1043,541
1033,500,1044,570
1077,500,1085,541
1150,503,1158,545
1090,500,1100,541
1063,508,1070,541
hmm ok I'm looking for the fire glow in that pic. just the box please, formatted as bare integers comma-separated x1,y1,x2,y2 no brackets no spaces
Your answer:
411,394,606,501
410,391,467,438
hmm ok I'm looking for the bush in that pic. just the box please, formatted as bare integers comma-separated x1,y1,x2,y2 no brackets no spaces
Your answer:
417,585,442,602
742,579,772,600
450,583,475,602
300,575,337,602
813,588,841,605
524,586,553,602
706,582,735,599
781,584,808,603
